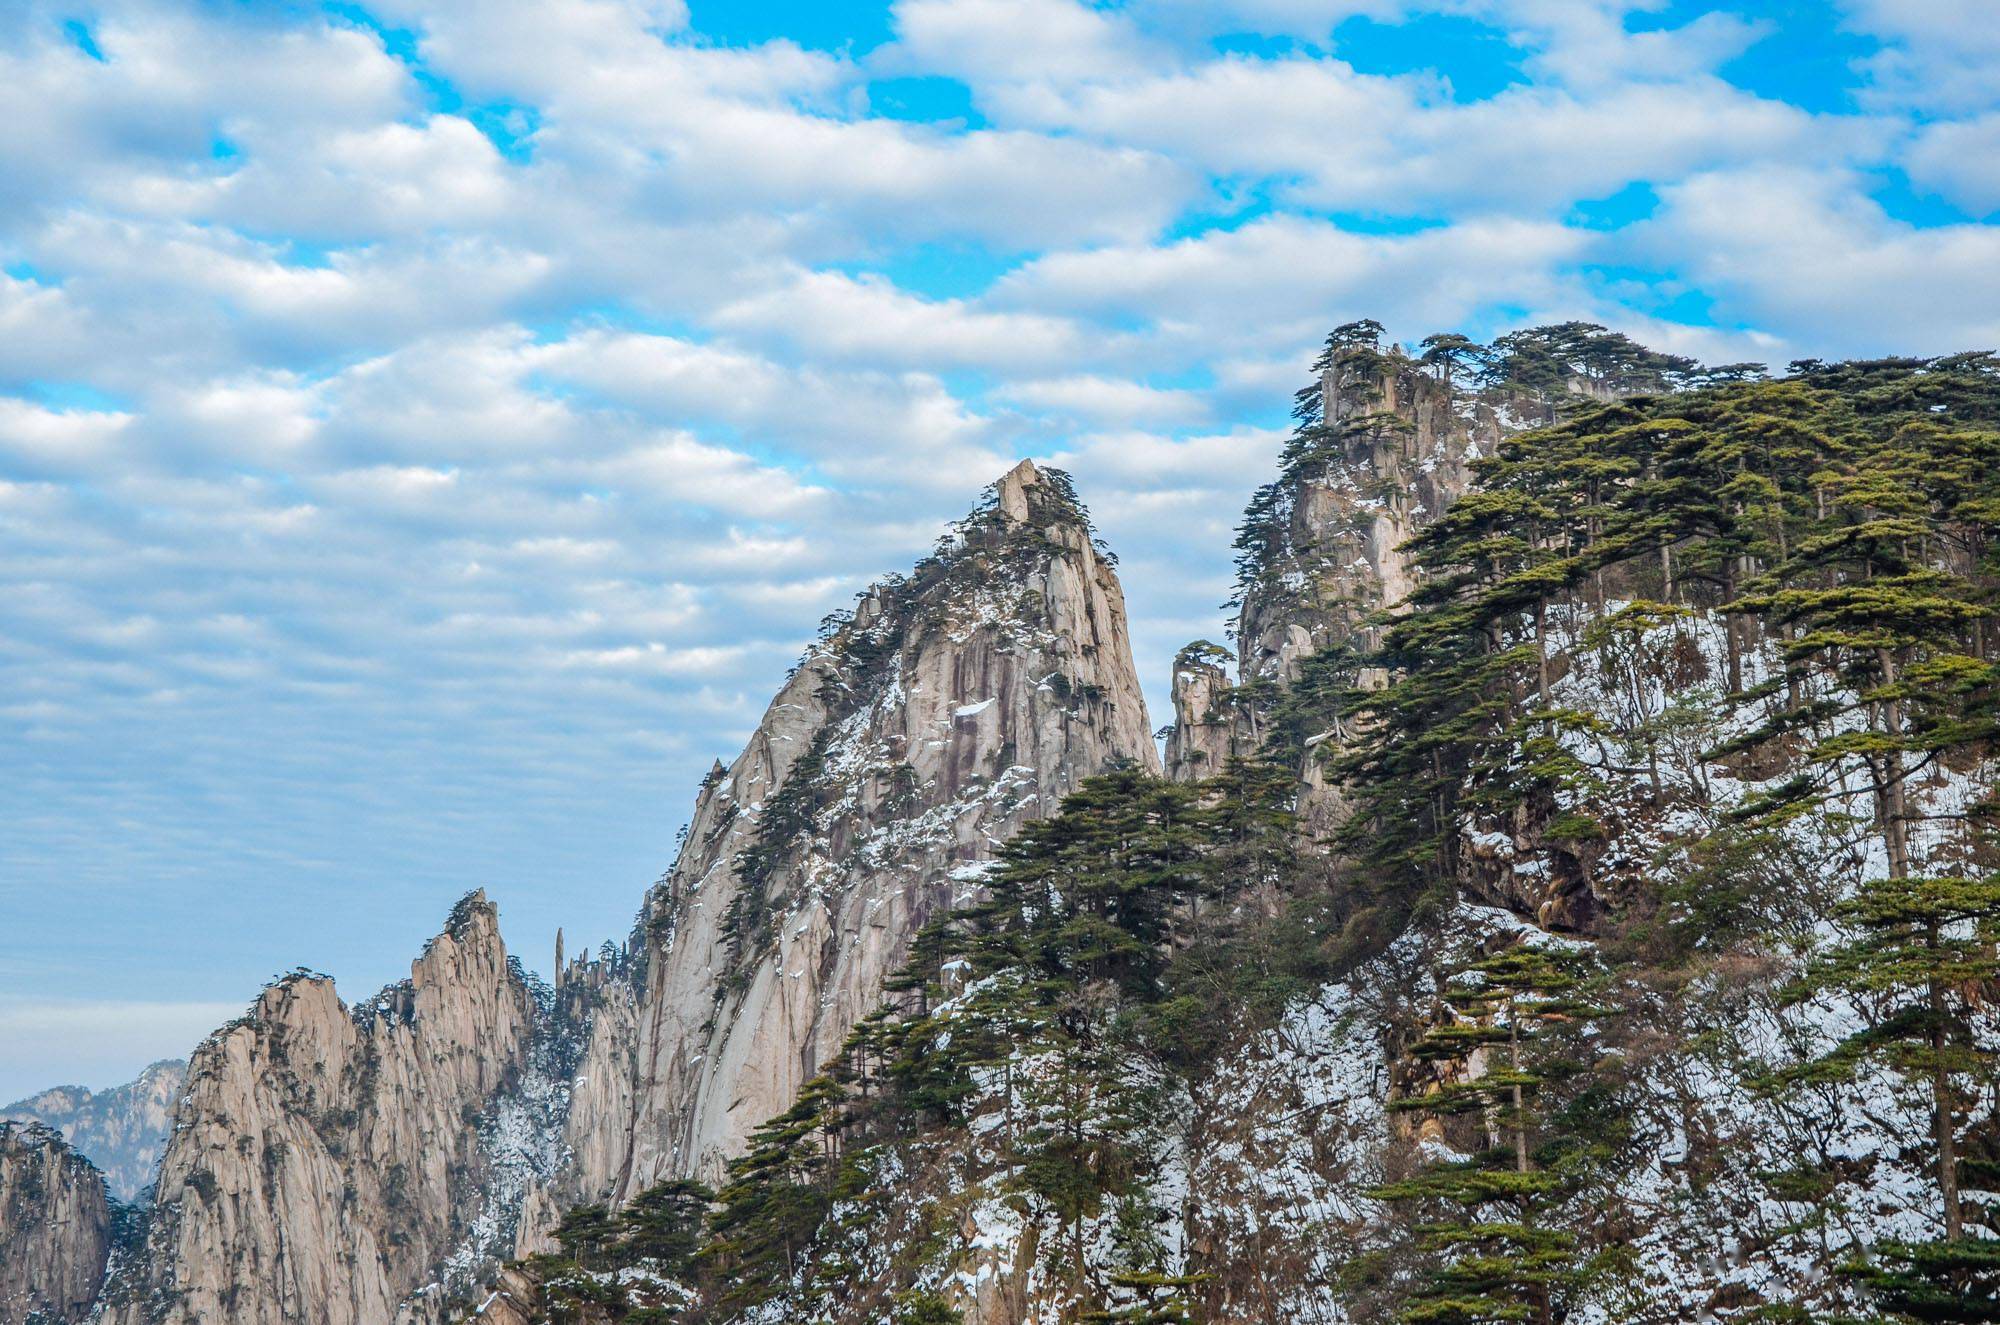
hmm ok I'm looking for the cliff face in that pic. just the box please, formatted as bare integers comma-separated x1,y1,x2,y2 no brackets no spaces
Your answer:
539,460,1158,1223
3,1060,185,1201
113,892,547,1325
1160,641,1251,783
1168,342,1638,852
1161,346,1497,850
0,1121,109,1325
1232,351,1487,690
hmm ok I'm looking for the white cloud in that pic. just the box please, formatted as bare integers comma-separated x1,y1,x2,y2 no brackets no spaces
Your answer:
998,213,1590,356
998,375,1210,426
712,270,1097,370
955,48,1845,217
189,115,517,240
1842,0,2000,114
890,0,1168,87
1905,112,2000,215
569,433,826,519
556,641,749,675
0,398,132,474
527,325,1012,477
372,0,1192,250
1636,166,2000,356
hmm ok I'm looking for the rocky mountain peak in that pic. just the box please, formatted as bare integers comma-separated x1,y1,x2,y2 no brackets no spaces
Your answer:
537,459,1157,1222
108,892,542,1325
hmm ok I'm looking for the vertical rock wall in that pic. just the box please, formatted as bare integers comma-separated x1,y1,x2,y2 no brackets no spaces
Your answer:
1235,349,1487,689
0,1122,110,1325
537,460,1160,1226
1161,642,1252,782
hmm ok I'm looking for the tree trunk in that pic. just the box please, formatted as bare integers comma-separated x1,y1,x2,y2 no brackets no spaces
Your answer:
1510,1013,1529,1175
1931,966,1963,1240
1535,600,1551,707
1724,562,1743,694
1878,648,1911,883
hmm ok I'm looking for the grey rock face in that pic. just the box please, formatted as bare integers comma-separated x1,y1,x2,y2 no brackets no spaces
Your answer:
1235,349,1487,690
0,1121,110,1325
3,1060,186,1202
1155,347,1491,836
112,892,542,1325
1162,641,1253,783
532,460,1160,1228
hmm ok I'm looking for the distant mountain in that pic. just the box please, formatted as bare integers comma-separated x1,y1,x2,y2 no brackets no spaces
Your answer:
2,1060,184,1201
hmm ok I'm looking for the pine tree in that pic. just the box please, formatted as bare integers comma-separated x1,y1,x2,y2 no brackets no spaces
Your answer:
1840,1235,2000,1324
620,1178,714,1273
1373,946,1614,1325
703,1073,849,1311
1777,873,2000,1284
551,1202,620,1272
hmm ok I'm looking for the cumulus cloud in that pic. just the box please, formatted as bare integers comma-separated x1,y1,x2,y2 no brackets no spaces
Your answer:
711,270,1099,371
997,376,1210,427
1636,166,2000,356
0,398,132,474
1905,112,2000,215
1842,0,2000,114
998,213,1590,356
0,0,1993,1086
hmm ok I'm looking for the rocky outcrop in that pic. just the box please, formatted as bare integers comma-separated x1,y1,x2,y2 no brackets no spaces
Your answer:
4,1060,186,1201
1156,344,1494,834
1164,340,1630,832
0,1121,110,1325
535,460,1159,1225
113,892,546,1325
1232,348,1487,690
1162,641,1253,782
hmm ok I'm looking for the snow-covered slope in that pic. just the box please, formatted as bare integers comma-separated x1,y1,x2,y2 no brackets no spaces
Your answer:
698,601,1995,1324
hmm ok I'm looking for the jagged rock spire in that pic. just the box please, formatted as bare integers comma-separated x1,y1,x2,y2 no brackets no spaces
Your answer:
113,892,537,1325
538,459,1158,1220
995,457,1039,523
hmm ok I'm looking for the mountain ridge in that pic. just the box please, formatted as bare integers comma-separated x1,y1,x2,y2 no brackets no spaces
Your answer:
8,326,1997,1325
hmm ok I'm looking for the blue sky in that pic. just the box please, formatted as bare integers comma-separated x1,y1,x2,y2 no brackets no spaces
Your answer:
2,0,1998,1100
